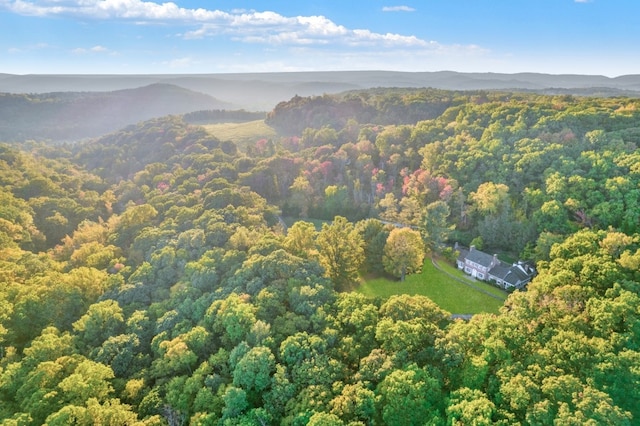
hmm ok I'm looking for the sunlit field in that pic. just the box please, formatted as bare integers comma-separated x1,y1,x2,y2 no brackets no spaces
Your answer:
202,120,277,148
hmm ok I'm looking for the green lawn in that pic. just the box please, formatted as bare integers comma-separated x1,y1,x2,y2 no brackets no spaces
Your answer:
356,259,506,315
436,260,510,299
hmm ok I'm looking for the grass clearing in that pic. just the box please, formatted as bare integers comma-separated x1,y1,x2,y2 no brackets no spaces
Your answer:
202,120,277,148
436,259,510,299
356,259,506,315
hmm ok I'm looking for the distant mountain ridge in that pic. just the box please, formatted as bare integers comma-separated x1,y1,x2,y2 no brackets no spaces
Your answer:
2,71,640,142
1,71,640,112
0,83,230,141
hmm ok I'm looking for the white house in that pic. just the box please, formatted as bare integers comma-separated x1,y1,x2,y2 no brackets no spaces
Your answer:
455,244,535,290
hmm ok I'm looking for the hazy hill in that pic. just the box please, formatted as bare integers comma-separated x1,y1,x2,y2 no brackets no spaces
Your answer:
2,71,640,142
2,71,640,112
158,76,360,111
0,83,230,141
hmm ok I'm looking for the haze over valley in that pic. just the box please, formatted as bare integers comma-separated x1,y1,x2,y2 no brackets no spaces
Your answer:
3,70,640,141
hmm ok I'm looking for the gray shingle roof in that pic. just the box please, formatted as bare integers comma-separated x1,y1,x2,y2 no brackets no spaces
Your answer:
465,249,495,267
488,262,512,279
502,264,533,286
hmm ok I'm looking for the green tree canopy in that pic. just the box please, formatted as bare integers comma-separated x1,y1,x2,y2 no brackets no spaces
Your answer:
382,227,425,281
316,216,364,291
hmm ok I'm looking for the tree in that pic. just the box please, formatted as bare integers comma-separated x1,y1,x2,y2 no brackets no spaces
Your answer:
470,182,510,216
398,196,423,226
283,221,318,259
376,365,443,426
378,193,400,223
382,227,425,281
111,203,158,248
332,293,379,366
288,176,315,218
92,334,140,378
45,398,149,426
21,326,76,368
323,185,350,219
263,365,296,419
446,388,496,426
73,300,125,350
222,386,248,420
376,295,450,363
307,412,344,426
316,216,364,291
58,359,115,405
233,346,276,393
329,382,376,424
355,218,390,275
422,200,452,251
205,293,257,348
281,384,334,425
279,332,327,368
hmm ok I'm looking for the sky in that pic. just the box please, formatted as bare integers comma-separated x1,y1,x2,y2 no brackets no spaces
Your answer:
1,0,638,76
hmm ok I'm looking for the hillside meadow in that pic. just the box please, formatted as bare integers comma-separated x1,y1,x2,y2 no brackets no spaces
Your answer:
201,120,277,150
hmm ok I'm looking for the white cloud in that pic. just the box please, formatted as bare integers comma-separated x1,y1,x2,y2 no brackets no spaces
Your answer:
72,45,110,54
2,0,231,21
185,12,430,49
382,6,416,12
1,0,484,56
7,42,52,53
350,29,428,47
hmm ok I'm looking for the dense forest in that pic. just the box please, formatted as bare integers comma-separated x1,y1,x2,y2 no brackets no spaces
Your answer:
1,88,639,425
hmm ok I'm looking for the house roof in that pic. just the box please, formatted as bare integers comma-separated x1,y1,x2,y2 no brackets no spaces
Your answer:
456,248,469,262
488,262,512,280
503,263,534,286
456,243,536,287
465,249,495,268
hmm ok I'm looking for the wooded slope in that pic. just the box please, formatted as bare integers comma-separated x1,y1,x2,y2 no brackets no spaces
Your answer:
0,89,638,424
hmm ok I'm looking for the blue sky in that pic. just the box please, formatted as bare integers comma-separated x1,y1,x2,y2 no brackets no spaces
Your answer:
1,0,638,76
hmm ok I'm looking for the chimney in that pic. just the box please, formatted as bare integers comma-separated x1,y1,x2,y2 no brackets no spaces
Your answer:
470,245,475,251
492,254,498,268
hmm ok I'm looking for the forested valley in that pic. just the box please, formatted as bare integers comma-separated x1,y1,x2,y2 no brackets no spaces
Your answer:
1,88,640,425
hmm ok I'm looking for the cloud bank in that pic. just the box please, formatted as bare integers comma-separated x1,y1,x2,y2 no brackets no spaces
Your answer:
1,0,450,50
0,0,491,73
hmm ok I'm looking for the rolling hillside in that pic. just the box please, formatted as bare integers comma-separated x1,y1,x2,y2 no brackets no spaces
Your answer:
1,71,639,112
0,83,230,142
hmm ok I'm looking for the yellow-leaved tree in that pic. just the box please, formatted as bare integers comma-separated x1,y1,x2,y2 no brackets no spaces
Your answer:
383,227,425,281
